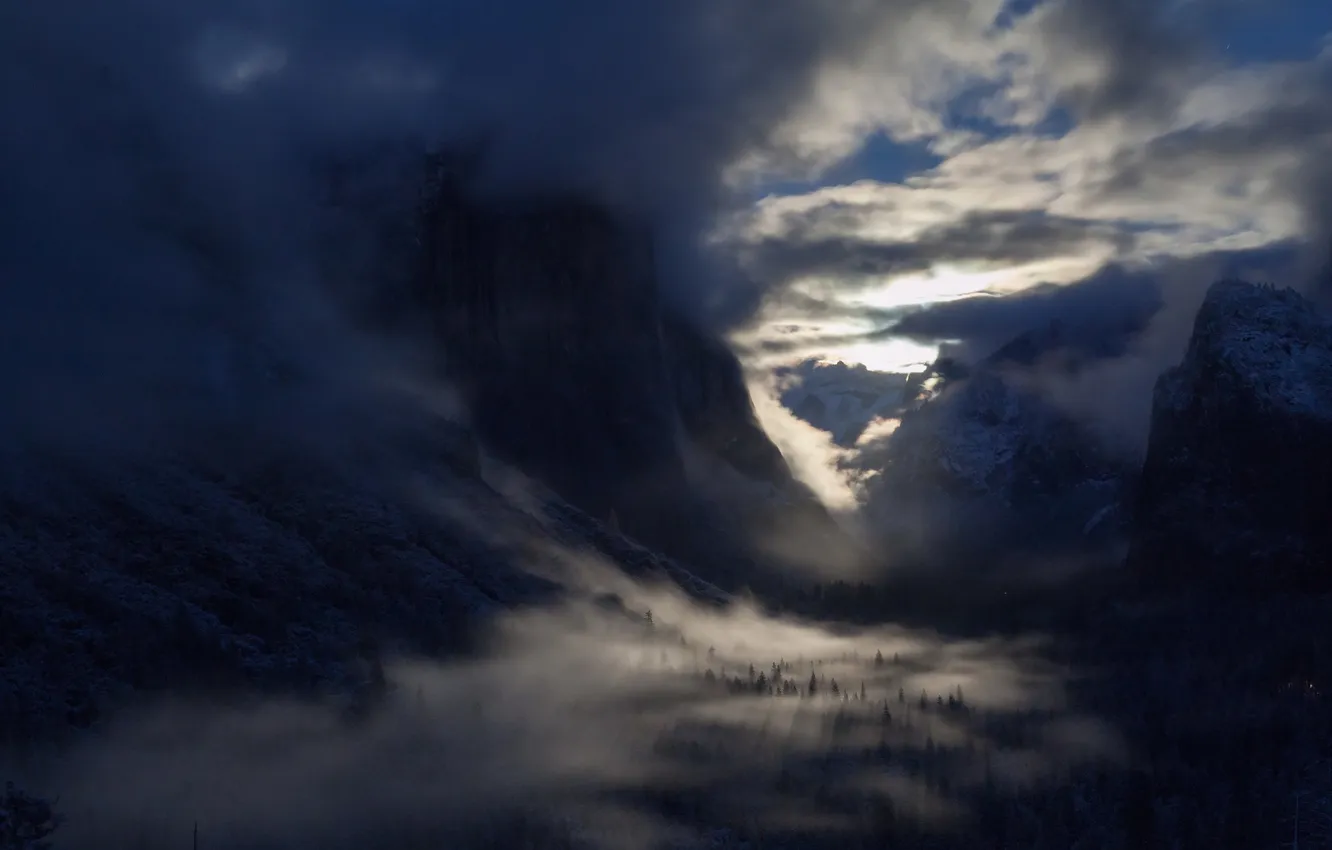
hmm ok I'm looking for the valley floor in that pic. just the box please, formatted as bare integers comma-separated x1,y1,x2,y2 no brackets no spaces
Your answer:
6,545,1330,850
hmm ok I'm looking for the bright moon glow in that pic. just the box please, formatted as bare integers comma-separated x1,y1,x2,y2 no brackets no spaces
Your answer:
828,337,939,373
845,264,1014,311
748,263,1096,375
768,263,1075,372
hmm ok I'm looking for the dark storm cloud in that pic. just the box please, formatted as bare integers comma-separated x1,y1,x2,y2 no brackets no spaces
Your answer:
743,208,1137,287
1097,91,1332,198
888,263,1164,363
1087,47,1332,293
742,322,907,360
1032,0,1217,124
1270,60,1332,299
4,0,902,208
761,289,910,325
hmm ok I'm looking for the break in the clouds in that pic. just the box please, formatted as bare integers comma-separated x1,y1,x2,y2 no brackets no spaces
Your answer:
888,264,1164,364
739,209,1137,288
728,2,1332,373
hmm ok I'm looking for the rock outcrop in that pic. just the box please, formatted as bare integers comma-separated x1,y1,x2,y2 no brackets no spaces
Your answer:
857,355,1131,563
664,314,794,488
1128,280,1332,591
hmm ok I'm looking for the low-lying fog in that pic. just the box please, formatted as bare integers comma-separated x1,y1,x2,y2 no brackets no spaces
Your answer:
12,546,1122,850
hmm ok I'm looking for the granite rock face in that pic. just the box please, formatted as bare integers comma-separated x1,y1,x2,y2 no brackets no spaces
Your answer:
1129,281,1332,591
417,181,682,529
664,313,793,489
407,160,850,586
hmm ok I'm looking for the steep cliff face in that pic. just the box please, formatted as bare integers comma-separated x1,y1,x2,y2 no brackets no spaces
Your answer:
407,162,838,585
1129,281,1332,591
417,179,682,529
663,314,794,488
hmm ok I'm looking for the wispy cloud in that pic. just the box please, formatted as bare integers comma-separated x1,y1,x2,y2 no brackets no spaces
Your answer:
727,1,1331,388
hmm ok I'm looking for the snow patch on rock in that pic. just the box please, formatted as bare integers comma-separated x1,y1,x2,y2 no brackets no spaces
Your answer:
1185,280,1332,420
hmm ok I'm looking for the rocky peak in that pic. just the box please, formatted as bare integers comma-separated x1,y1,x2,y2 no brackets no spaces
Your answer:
1156,280,1332,420
1130,280,1332,591
866,365,1122,499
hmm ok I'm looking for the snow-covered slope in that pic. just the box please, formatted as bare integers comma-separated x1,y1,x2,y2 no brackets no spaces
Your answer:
0,285,743,742
776,360,911,447
1130,280,1332,590
854,358,1132,561
0,426,728,738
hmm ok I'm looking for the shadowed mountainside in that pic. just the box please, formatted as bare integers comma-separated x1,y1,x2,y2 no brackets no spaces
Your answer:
403,155,858,588
1129,280,1332,591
